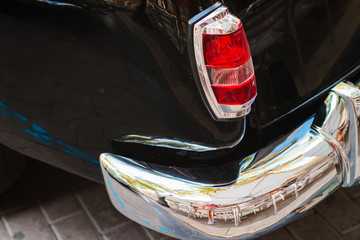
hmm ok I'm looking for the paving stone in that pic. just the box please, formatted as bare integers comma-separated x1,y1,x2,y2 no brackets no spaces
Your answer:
256,228,294,240
0,219,10,240
315,190,360,233
106,222,149,240
75,183,129,232
344,225,360,240
54,212,99,240
287,213,342,240
343,186,360,209
37,190,81,222
349,194,360,210
341,186,360,199
3,204,54,240
26,165,84,222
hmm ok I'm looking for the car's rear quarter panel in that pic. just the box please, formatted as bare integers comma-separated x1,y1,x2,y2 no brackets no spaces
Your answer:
0,0,359,181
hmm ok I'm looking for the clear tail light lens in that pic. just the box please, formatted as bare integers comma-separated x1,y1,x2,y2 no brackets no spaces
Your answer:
210,62,256,105
191,6,257,119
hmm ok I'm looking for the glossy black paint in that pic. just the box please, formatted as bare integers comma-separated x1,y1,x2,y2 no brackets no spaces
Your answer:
229,0,360,126
0,0,359,180
0,0,239,180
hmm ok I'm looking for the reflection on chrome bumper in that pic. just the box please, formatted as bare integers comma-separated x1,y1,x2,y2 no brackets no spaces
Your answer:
100,82,360,239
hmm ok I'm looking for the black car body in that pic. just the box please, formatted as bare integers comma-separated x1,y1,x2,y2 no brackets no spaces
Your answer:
0,0,359,239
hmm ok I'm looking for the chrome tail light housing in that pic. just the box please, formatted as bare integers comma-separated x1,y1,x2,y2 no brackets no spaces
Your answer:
189,4,257,120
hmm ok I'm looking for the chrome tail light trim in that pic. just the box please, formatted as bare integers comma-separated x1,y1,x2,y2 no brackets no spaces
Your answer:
191,5,256,120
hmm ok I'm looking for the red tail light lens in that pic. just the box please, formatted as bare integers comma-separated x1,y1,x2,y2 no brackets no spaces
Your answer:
192,6,257,119
203,26,251,69
203,23,256,106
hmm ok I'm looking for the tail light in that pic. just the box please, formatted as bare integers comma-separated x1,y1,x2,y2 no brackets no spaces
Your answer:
191,5,257,119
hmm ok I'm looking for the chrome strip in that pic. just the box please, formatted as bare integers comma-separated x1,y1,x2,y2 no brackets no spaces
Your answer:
116,122,246,151
118,134,218,151
100,82,360,239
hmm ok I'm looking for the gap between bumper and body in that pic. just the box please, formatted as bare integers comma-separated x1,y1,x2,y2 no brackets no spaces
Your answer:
100,82,360,239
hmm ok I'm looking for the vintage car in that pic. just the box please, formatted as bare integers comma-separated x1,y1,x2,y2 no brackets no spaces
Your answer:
0,0,359,239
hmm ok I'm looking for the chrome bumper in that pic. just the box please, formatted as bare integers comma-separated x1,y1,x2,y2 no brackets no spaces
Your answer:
100,82,360,239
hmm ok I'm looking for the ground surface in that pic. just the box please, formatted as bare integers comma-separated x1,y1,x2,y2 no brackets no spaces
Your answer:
1,159,360,240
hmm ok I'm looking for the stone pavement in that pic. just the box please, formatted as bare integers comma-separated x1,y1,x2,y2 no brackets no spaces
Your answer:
1,159,360,240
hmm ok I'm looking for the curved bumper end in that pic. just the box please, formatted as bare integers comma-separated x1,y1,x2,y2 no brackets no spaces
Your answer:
100,81,360,239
